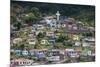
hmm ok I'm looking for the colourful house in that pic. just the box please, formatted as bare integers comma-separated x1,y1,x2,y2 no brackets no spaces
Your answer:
46,56,60,62
72,35,80,40
29,50,35,55
15,50,22,56
36,53,45,58
10,59,34,66
40,40,48,45
48,40,56,45
22,50,29,56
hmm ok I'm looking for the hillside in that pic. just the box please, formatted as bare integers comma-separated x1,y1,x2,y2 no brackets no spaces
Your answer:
11,1,95,26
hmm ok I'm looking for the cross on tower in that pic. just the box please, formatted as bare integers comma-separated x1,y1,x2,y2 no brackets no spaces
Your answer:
56,11,60,21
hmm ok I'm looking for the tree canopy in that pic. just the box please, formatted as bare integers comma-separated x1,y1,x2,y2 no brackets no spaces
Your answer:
11,1,95,27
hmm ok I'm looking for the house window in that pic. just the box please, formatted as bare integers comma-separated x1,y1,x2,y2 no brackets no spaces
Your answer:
15,62,19,65
23,62,25,64
20,62,22,64
52,25,55,28
11,62,14,64
68,25,72,29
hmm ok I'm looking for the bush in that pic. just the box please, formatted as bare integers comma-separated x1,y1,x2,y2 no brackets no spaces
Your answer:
56,35,66,42
37,32,45,38
63,41,73,47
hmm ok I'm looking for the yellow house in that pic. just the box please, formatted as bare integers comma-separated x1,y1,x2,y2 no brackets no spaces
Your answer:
72,35,80,40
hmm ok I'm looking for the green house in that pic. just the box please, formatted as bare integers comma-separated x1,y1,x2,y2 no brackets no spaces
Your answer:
48,40,56,45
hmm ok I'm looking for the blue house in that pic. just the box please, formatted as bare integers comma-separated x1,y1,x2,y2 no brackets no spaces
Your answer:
46,56,60,62
29,50,35,55
59,16,67,20
22,50,29,56
36,53,45,58
15,50,22,56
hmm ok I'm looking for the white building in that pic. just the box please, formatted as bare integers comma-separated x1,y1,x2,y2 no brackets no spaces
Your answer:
40,40,48,44
22,50,29,56
81,50,95,56
46,32,55,37
74,41,81,46
82,37,95,47
45,18,52,24
62,24,66,28
33,24,44,30
65,49,80,58
28,39,36,45
37,24,44,30
65,48,75,52
28,34,34,38
68,51,80,58
83,37,95,42
13,38,22,44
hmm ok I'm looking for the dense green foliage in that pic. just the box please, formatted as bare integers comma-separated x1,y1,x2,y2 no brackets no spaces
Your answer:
37,32,45,38
56,35,66,42
11,1,95,27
